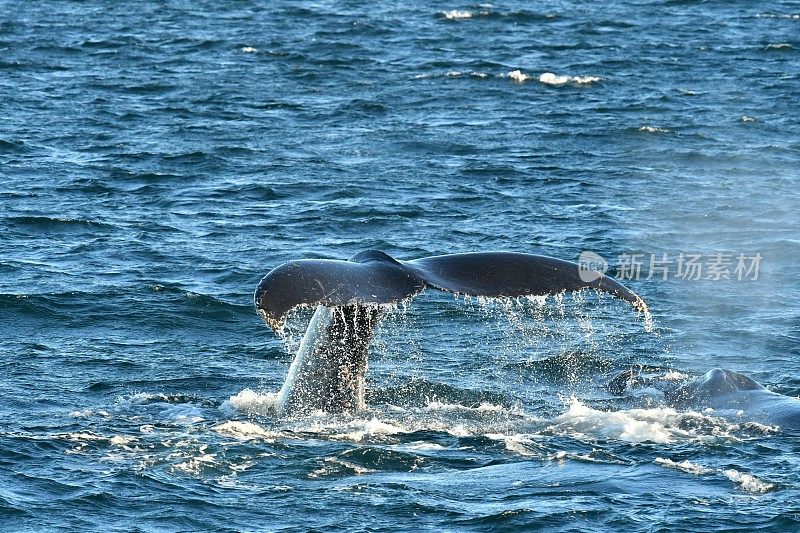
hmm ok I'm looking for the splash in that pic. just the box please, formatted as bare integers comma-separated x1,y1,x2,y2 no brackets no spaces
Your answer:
507,70,530,82
441,10,482,20
639,125,670,133
222,389,278,416
722,469,775,493
539,72,601,85
214,421,279,441
551,398,751,444
454,290,652,363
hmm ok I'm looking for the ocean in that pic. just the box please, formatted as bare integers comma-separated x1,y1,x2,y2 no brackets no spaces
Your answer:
2,1,799,531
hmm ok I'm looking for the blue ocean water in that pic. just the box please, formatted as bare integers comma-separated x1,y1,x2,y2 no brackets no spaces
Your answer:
2,0,800,530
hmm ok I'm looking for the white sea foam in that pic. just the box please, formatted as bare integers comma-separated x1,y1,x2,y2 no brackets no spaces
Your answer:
742,115,755,122
447,424,473,437
172,411,204,425
109,435,137,446
69,408,110,418
655,457,713,475
214,421,278,441
551,399,737,444
661,371,689,381
507,70,530,82
425,400,520,414
60,431,108,442
722,469,775,493
241,46,257,53
656,458,775,493
639,126,670,133
221,388,278,416
765,43,793,49
442,10,474,20
757,13,800,19
404,441,446,451
539,72,601,85
309,457,375,478
330,418,406,442
174,453,217,475
486,433,539,456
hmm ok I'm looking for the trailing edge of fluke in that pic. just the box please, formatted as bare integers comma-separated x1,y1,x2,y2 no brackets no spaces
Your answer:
255,250,647,332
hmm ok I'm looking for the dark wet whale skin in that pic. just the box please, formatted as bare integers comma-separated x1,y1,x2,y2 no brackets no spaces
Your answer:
616,368,800,431
257,250,646,416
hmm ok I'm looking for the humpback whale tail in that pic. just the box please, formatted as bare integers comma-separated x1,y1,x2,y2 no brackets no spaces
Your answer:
255,250,647,333
254,250,647,415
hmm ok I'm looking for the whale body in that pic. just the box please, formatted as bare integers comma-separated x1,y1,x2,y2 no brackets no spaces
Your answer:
668,368,800,430
256,250,646,416
611,367,800,431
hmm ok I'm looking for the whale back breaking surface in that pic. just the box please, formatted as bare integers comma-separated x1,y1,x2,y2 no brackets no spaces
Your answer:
614,368,800,431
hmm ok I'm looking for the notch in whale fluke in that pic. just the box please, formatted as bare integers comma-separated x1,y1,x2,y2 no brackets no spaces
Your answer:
254,250,648,332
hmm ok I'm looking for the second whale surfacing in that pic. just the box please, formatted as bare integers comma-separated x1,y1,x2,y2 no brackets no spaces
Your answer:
610,367,800,431
255,250,647,416
669,368,800,430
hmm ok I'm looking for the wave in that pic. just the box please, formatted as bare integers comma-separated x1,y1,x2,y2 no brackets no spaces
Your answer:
440,10,481,20
221,389,279,416
0,139,29,153
439,8,557,22
413,71,490,80
538,72,601,85
499,71,602,85
506,69,530,82
506,351,615,383
550,398,772,444
219,386,774,449
655,457,775,493
4,215,116,231
1,284,253,325
639,125,671,133
756,13,800,19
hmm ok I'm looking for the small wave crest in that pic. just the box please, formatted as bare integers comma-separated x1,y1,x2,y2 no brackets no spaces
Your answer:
550,398,756,444
539,72,601,85
214,421,278,441
639,125,670,133
221,389,279,416
440,9,487,20
756,13,800,19
655,457,775,493
503,71,602,85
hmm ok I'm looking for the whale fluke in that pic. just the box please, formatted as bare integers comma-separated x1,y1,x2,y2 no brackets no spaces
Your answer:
255,250,647,416
255,250,647,332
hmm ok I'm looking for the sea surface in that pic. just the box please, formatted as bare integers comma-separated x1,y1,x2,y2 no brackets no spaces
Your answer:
2,1,800,531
